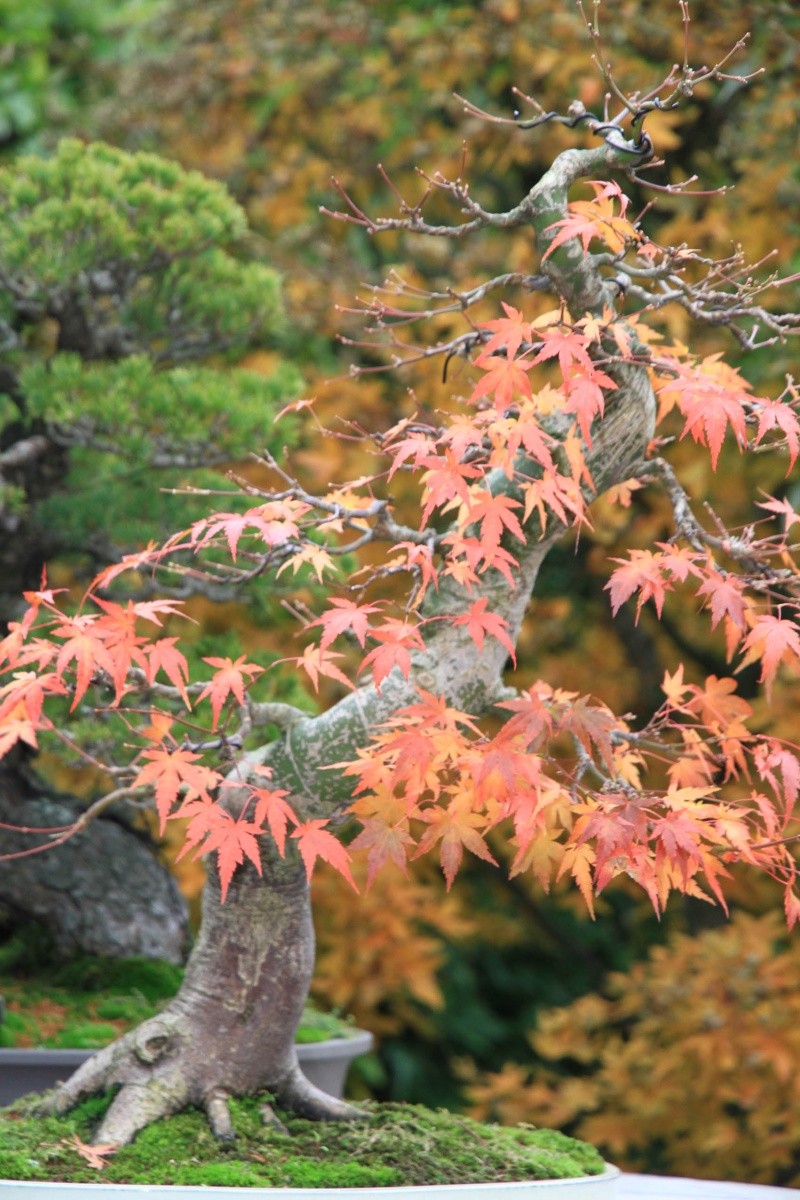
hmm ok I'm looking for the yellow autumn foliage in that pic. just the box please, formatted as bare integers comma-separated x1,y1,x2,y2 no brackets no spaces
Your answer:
467,911,800,1185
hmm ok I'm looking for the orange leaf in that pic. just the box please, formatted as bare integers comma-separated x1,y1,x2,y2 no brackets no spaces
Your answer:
292,819,357,889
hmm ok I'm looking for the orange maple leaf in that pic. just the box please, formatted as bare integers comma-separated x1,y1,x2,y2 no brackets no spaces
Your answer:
197,655,263,728
65,1134,118,1170
292,819,357,889
133,746,217,831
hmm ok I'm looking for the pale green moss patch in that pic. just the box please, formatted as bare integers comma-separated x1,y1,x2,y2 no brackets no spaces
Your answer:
0,1098,605,1186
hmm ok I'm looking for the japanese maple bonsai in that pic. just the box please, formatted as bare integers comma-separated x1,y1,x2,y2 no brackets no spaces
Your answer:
1,7,799,1185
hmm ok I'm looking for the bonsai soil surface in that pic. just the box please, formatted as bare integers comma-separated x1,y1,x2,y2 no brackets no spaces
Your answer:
0,1098,605,1188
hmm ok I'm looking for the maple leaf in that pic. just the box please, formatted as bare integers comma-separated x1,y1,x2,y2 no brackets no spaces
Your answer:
562,364,617,444
359,619,426,688
53,616,116,709
292,819,357,889
420,450,482,526
659,356,749,469
469,352,535,412
753,396,800,469
383,427,438,479
558,843,597,917
0,702,41,757
521,470,588,533
145,638,191,705
414,800,497,890
509,828,564,889
250,783,298,855
543,182,637,259
464,490,524,553
695,572,748,636
292,644,354,693
197,655,263,728
194,809,264,902
604,479,644,508
756,493,800,535
477,303,534,361
784,887,800,931
452,597,516,665
186,502,308,559
560,698,617,773
754,740,800,821
65,1134,118,1170
391,541,438,602
532,327,592,376
133,747,217,831
350,818,414,886
606,549,671,618
309,597,383,650
740,613,800,693
688,675,751,732
276,542,336,582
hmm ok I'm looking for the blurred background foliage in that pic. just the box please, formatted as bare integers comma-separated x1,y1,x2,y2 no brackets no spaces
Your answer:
1,0,799,1182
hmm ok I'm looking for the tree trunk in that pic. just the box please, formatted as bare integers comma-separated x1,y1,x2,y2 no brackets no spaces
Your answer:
47,852,358,1145
0,767,189,964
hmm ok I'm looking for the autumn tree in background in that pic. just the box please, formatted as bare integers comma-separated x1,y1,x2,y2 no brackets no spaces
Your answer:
468,910,800,1185
0,139,303,959
1,9,799,1157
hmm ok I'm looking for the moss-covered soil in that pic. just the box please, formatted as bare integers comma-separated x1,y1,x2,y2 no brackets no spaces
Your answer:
0,934,356,1048
0,1097,605,1187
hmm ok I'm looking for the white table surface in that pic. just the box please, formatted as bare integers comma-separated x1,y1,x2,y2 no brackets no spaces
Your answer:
621,1175,794,1198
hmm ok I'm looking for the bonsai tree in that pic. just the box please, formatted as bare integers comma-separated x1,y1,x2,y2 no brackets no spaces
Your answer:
0,138,301,960
1,10,799,1150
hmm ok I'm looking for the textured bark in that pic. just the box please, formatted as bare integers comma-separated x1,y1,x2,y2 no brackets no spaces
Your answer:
46,854,360,1144
47,138,658,1142
0,767,189,963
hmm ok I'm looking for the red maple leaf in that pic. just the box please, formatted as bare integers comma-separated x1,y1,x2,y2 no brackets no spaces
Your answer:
452,598,516,665
414,801,497,890
753,396,800,469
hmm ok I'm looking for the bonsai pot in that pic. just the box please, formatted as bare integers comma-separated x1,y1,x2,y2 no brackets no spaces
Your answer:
0,1164,621,1197
0,1031,373,1107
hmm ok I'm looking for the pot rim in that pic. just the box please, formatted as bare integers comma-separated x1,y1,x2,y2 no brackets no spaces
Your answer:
0,1163,620,1197
0,1031,373,1066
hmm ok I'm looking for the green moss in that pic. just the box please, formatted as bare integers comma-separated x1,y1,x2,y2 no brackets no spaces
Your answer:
0,1099,606,1186
0,940,356,1048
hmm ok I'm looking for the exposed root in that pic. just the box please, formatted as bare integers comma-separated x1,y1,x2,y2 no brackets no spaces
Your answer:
274,1065,368,1122
41,1041,121,1116
94,1078,189,1146
259,1101,289,1134
205,1087,235,1142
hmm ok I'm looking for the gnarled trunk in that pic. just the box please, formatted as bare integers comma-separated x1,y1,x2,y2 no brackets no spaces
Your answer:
47,852,358,1145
